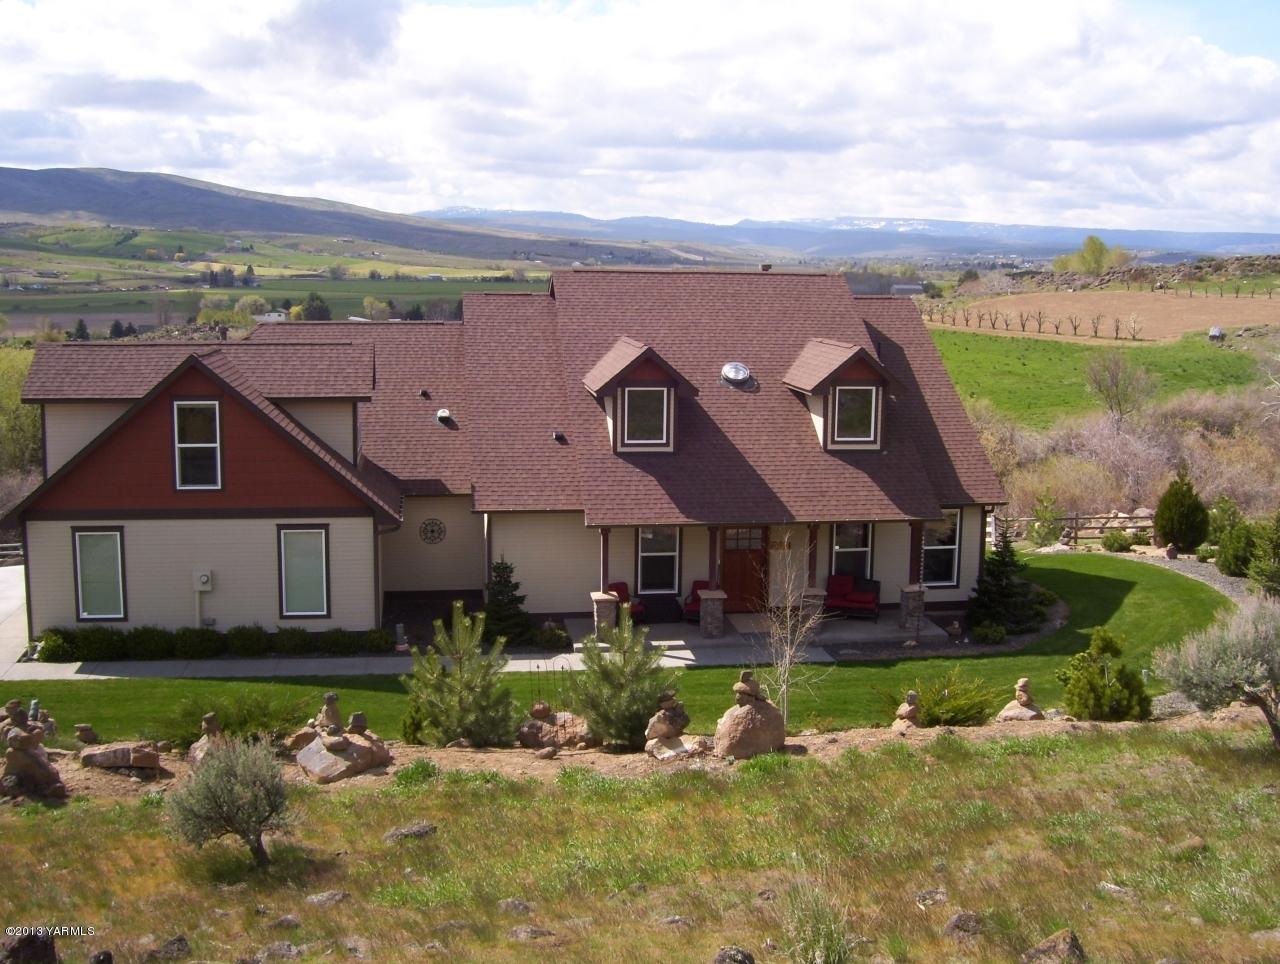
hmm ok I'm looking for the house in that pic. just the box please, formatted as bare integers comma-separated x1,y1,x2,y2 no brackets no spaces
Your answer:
252,311,288,323
7,269,1003,640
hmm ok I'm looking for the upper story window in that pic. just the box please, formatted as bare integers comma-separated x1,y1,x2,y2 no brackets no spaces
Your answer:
922,510,960,587
831,386,878,444
622,386,669,446
174,400,221,489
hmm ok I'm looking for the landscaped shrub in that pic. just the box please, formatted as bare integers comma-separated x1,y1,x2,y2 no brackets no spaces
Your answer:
400,600,520,747
1055,628,1150,721
147,686,313,747
971,622,1007,646
967,518,1044,634
272,626,313,656
570,604,672,749
1026,493,1064,547
532,622,572,651
77,626,127,661
1248,511,1280,598
391,758,440,789
913,668,998,727
364,628,396,653
165,736,290,867
124,625,175,661
318,628,364,656
1101,529,1134,553
1154,468,1209,553
227,624,271,658
1130,530,1151,547
1195,543,1214,563
1207,495,1245,545
484,559,533,648
1216,522,1255,577
1154,599,1280,749
36,629,76,662
173,627,224,659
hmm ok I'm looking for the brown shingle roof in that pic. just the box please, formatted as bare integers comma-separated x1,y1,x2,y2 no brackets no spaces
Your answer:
782,338,893,394
582,336,696,398
22,342,374,401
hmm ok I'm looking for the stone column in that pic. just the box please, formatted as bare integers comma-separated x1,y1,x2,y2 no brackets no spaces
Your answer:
591,591,618,632
899,583,926,630
698,588,727,638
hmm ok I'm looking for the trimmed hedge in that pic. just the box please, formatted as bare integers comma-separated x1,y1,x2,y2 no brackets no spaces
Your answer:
36,624,397,663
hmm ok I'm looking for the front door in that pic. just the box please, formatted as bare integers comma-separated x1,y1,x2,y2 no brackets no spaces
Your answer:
721,527,768,612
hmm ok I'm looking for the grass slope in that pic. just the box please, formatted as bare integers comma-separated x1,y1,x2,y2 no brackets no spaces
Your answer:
932,329,1260,428
8,555,1229,742
3,727,1277,962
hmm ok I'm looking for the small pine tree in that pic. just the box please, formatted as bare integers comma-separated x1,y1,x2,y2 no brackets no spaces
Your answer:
71,318,90,341
483,559,532,647
967,518,1044,634
164,736,289,867
1025,493,1064,547
108,319,125,339
122,322,137,337
1207,496,1244,546
571,604,671,749
400,600,519,747
1248,512,1280,598
1154,468,1209,553
1055,628,1150,721
1216,522,1255,577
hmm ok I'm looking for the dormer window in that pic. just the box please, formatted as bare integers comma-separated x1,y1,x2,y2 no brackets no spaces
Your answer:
174,400,221,489
622,386,669,446
831,386,878,445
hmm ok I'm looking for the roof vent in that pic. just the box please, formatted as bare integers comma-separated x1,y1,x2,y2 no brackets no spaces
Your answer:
721,361,751,385
435,408,452,423
760,263,772,272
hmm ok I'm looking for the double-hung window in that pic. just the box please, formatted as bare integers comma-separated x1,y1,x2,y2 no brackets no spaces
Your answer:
637,526,680,593
831,522,872,579
622,387,668,446
922,510,960,586
73,528,125,620
174,401,221,489
279,526,329,618
831,386,877,444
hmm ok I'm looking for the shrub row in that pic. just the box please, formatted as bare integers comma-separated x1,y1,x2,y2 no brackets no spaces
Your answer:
37,623,395,662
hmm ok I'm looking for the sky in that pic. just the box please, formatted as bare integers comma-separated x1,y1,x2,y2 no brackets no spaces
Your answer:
3,0,1280,232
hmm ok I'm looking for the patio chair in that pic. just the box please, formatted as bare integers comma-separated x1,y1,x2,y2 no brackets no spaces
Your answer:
607,581,647,621
682,580,710,621
824,574,881,621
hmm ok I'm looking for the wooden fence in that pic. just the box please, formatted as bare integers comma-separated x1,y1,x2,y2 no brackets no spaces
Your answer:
991,514,1154,548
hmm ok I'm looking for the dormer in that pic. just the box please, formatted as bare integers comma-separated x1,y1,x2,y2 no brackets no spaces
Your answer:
582,336,696,454
783,338,894,451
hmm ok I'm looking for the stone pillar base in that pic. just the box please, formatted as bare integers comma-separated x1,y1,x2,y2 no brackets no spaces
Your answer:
591,591,618,633
899,584,926,630
698,589,727,638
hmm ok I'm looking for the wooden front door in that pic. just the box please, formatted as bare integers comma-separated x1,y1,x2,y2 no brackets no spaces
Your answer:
721,527,768,612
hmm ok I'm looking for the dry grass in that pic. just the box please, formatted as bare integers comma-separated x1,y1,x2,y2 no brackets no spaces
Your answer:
4,725,1278,963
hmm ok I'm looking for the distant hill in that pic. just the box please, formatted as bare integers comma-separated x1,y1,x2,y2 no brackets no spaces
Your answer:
419,208,1280,259
0,167,749,266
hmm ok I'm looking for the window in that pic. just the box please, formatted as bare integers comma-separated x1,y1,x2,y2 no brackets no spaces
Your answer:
279,526,329,617
832,386,877,443
637,526,680,593
922,510,960,586
622,387,668,445
724,527,765,550
73,528,125,620
174,401,221,489
831,522,872,579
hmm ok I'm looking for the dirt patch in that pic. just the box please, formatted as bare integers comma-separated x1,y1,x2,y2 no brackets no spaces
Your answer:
959,290,1279,341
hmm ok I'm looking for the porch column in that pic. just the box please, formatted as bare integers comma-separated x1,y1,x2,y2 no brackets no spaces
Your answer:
599,527,610,592
908,520,924,585
807,523,819,589
707,525,720,589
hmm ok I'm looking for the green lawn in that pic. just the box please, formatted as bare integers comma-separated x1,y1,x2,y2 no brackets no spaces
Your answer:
9,554,1229,742
932,329,1261,428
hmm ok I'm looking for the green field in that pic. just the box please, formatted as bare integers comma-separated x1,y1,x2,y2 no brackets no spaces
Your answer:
932,329,1262,428
6,554,1229,742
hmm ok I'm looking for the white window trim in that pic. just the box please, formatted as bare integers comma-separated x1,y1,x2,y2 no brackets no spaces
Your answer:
280,527,330,617
922,509,961,587
831,522,873,580
622,386,669,446
74,530,124,620
831,385,878,444
174,400,222,490
637,526,680,594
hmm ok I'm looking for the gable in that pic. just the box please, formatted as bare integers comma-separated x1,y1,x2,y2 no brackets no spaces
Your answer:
26,366,369,517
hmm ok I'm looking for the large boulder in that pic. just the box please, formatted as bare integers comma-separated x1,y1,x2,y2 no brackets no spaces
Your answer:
646,734,711,762
79,741,161,770
1020,929,1086,963
714,702,784,759
517,711,597,749
296,731,391,784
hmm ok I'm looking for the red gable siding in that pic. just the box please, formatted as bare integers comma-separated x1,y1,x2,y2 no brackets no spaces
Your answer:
620,358,675,383
31,367,367,515
834,358,884,382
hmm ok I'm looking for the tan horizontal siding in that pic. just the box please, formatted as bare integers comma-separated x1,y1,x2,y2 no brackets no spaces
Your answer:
44,402,130,474
26,516,375,633
380,496,486,592
489,512,597,614
278,400,355,462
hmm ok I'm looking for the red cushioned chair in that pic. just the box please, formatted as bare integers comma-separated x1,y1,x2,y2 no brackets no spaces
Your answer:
607,581,647,621
682,580,710,621
824,574,881,621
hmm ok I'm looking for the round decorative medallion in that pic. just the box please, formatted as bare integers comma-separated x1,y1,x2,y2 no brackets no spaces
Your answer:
418,518,446,544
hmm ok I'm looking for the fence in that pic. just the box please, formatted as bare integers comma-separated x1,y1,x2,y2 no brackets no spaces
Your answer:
991,514,1154,548
0,543,22,564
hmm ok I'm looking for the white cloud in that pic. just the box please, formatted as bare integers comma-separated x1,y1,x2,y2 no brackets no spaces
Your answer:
1,0,1278,230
